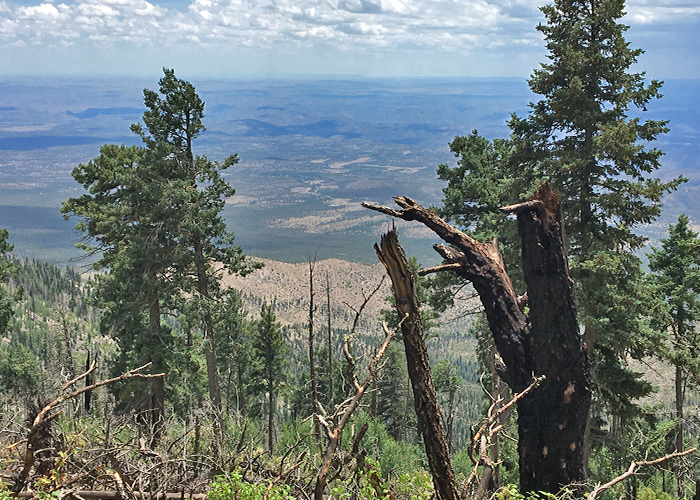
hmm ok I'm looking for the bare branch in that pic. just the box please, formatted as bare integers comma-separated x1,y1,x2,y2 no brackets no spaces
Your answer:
314,317,400,500
587,448,697,500
418,263,463,276
500,200,545,214
471,375,545,453
13,363,163,495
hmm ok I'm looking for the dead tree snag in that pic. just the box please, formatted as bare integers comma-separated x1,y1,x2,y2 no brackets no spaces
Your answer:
363,183,591,494
375,229,461,500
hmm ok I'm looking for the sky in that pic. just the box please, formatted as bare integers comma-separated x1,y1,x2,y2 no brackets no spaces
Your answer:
0,0,698,78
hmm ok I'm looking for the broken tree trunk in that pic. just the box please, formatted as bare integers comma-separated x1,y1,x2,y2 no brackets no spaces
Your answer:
375,229,461,500
363,183,590,493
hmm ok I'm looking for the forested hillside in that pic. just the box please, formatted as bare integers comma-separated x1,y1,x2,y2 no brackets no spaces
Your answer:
2,0,700,497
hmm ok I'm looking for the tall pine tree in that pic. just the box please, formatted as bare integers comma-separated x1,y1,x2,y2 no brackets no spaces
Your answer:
250,303,287,452
62,69,256,432
438,0,683,444
648,214,700,498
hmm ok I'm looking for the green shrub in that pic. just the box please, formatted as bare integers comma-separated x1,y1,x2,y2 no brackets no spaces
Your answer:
208,472,292,500
392,470,433,500
638,486,673,500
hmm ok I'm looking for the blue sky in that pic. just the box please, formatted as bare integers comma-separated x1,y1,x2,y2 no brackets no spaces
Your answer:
0,0,698,78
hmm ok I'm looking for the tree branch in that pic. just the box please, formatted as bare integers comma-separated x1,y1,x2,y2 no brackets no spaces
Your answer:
587,448,697,500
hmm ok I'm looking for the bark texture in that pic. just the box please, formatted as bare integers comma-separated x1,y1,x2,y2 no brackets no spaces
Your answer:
504,184,590,492
375,229,461,500
148,293,165,440
363,182,590,493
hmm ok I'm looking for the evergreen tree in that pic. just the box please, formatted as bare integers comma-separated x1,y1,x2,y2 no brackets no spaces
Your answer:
509,0,685,435
132,68,258,412
62,143,176,431
432,359,462,452
0,228,18,336
437,0,682,439
250,303,287,451
212,290,252,415
376,342,414,442
648,214,700,497
62,69,255,430
0,229,39,395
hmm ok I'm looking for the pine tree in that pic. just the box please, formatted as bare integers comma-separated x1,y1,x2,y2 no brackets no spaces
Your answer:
250,303,287,451
0,228,17,336
376,342,413,441
132,69,258,412
509,0,686,440
62,69,256,431
438,0,683,439
648,214,700,498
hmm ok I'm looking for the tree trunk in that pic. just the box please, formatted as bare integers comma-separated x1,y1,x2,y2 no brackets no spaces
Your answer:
326,272,333,407
84,351,93,414
195,242,222,411
308,258,322,447
363,182,591,494
149,293,165,440
676,363,685,498
268,372,275,452
375,229,461,500
490,341,508,490
512,185,590,493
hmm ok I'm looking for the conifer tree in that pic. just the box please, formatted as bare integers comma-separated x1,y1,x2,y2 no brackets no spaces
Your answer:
250,303,287,451
0,229,39,396
131,69,257,413
438,0,683,439
508,0,685,435
62,69,255,431
0,228,17,336
648,214,700,497
376,342,413,441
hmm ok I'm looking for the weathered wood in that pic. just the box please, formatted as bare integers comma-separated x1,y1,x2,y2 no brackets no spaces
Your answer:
15,491,207,500
505,183,590,492
11,363,163,495
313,277,386,500
313,321,395,500
363,183,591,493
363,198,532,392
374,229,461,500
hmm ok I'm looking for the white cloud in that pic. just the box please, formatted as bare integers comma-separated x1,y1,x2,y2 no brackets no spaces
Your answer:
17,3,66,19
0,0,536,50
78,4,118,16
0,0,697,76
626,0,700,24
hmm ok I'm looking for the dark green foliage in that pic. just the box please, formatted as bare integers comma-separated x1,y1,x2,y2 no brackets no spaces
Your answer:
0,341,40,395
577,251,661,419
0,229,21,336
62,69,257,425
436,0,681,438
250,303,288,400
376,342,415,442
437,132,539,294
213,290,253,414
510,0,684,257
648,214,700,381
647,214,700,494
250,303,288,450
432,359,462,450
288,345,346,420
